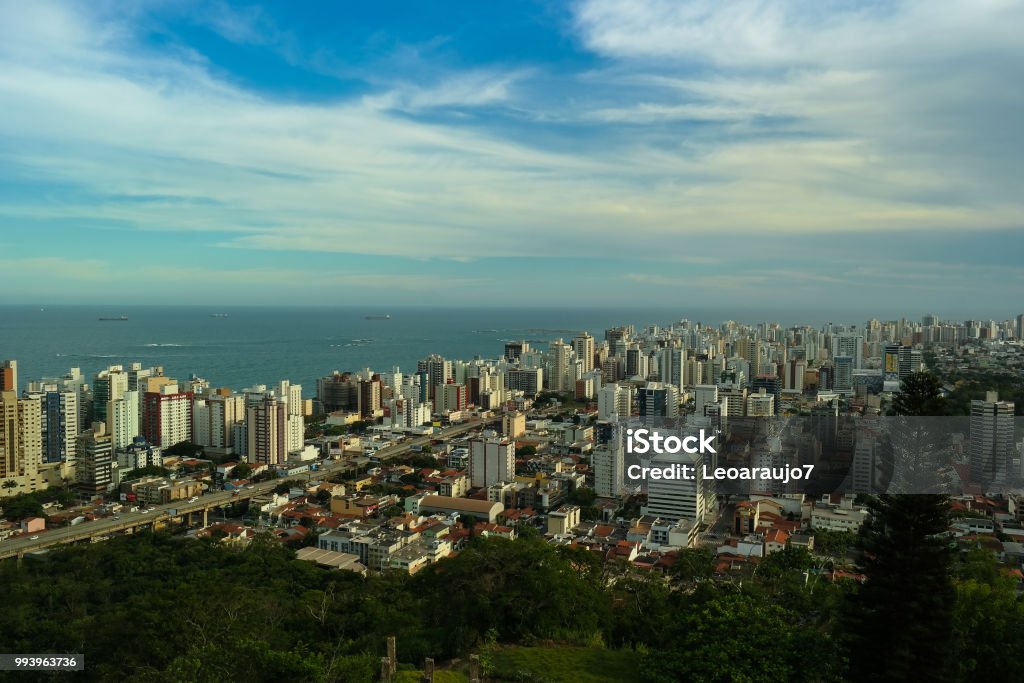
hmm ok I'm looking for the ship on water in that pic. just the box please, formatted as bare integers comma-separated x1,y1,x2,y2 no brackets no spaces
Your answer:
365,314,391,320
98,315,128,321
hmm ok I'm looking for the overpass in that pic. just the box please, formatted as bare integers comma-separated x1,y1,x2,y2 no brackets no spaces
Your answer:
0,416,497,562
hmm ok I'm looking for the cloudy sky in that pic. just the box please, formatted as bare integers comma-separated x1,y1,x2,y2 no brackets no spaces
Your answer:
0,0,1021,315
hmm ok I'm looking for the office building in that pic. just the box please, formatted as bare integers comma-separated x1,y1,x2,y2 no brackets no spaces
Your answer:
317,372,359,413
93,366,129,424
505,368,543,397
638,383,680,422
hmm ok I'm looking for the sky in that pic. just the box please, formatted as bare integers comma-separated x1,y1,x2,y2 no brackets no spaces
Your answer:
0,0,1022,315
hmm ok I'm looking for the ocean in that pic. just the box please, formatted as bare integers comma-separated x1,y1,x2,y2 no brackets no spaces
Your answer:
0,305,991,395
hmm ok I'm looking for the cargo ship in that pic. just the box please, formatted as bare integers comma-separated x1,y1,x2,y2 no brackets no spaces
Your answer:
365,314,391,320
98,315,128,321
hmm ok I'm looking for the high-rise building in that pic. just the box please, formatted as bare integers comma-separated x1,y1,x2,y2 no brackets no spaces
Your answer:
468,435,515,488
718,385,748,418
76,422,113,498
833,356,854,396
93,366,129,424
358,378,382,419
247,394,288,466
751,375,783,415
693,385,719,417
638,383,680,422
547,340,572,392
0,390,43,496
107,389,140,450
642,435,714,522
0,360,17,392
277,380,303,416
658,347,686,392
571,333,595,374
832,334,864,369
417,355,453,396
785,359,806,393
505,368,543,397
598,383,633,421
192,392,245,454
45,389,79,464
142,384,193,448
593,424,625,498
1015,314,1024,340
735,337,760,381
317,372,358,413
746,388,775,417
969,392,1015,488
434,381,467,415
504,341,530,363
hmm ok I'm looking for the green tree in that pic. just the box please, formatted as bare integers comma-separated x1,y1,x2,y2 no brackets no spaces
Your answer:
889,371,948,416
845,494,955,682
233,463,253,479
643,591,841,683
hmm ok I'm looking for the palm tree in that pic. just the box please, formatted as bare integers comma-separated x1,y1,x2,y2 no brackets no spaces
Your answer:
2,480,17,490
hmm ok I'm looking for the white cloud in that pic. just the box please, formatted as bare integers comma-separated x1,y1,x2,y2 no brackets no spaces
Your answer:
0,0,1020,277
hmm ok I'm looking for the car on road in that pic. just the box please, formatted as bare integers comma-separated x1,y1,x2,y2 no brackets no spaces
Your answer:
29,535,39,540
188,496,198,502
141,508,151,514
113,515,120,520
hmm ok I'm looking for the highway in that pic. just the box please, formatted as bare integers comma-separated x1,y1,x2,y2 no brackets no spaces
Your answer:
0,416,497,561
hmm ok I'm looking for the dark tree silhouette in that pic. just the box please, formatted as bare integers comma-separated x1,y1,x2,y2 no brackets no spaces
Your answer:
889,371,948,416
847,370,955,681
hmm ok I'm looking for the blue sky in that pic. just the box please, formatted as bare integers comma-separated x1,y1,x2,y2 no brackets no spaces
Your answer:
0,0,1022,316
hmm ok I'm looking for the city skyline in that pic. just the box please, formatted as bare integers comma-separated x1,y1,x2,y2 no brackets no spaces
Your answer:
1,1,1023,308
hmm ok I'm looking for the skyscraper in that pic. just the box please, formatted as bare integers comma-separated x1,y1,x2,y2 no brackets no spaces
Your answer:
735,337,760,381
832,334,864,369
571,332,595,374
969,392,1015,488
247,394,288,466
593,424,625,499
45,389,78,464
93,366,129,423
417,355,453,397
547,339,572,392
